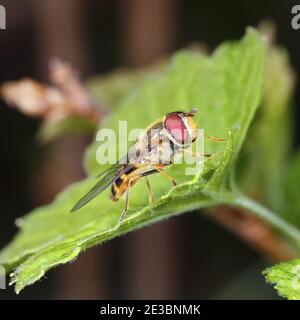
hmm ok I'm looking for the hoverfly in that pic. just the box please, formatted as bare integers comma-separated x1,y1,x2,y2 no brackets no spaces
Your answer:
71,108,224,222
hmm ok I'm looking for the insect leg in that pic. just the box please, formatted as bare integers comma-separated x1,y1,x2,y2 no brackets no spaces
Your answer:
145,177,153,204
154,165,177,187
119,179,132,223
184,149,211,158
204,134,225,142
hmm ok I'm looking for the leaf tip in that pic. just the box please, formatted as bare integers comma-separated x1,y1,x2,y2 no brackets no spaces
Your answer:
245,26,269,47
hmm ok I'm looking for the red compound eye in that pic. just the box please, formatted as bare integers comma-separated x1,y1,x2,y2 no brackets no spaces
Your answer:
164,113,188,144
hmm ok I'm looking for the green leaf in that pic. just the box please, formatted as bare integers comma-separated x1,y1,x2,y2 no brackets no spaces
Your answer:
262,144,300,302
87,67,158,112
0,29,267,293
237,36,295,212
281,151,300,227
37,68,153,144
263,259,300,300
240,26,300,301
37,117,97,143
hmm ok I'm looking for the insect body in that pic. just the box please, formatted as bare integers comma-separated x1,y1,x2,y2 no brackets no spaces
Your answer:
71,108,224,222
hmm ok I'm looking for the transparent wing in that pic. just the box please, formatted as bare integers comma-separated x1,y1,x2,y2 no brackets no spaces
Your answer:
94,162,121,178
72,136,153,213
71,163,131,212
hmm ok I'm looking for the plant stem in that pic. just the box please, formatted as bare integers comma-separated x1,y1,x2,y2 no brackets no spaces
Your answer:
232,194,300,247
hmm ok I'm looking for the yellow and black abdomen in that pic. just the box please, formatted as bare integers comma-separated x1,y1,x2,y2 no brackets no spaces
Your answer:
110,164,159,201
111,174,130,201
110,165,140,201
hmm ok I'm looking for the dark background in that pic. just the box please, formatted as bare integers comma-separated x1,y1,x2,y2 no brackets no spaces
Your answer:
0,0,299,299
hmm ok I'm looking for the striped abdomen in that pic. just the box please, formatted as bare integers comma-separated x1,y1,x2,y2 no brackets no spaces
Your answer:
110,164,161,201
110,165,140,201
